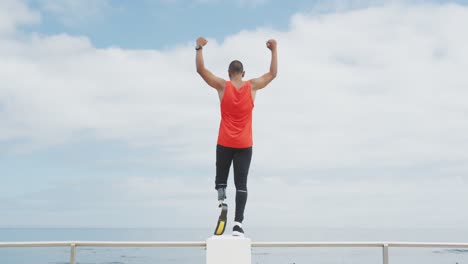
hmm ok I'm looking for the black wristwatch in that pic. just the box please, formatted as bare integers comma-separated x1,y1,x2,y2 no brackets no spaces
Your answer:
195,44,203,50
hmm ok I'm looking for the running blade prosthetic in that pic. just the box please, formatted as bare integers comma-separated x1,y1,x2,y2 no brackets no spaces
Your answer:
214,203,228,235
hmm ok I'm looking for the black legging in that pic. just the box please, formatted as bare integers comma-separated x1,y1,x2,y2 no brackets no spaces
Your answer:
215,144,252,223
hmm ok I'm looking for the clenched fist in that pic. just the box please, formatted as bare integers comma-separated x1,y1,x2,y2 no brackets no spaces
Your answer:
266,39,277,51
196,37,208,47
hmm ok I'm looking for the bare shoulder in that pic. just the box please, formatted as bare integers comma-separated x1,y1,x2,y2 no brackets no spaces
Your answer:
198,68,227,91
248,78,258,90
249,73,275,91
216,78,227,91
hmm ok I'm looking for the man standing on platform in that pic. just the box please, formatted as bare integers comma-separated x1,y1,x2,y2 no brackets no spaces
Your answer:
195,36,278,236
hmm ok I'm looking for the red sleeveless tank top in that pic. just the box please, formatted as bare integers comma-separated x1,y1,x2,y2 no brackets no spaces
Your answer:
217,81,254,148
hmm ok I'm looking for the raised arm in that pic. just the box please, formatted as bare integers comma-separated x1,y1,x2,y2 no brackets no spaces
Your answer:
250,39,278,91
195,37,225,91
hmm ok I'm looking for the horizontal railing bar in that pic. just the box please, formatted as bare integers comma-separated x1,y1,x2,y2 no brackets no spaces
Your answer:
1,241,468,248
0,241,206,248
77,241,206,247
388,242,468,248
0,242,74,247
252,242,468,248
252,242,384,247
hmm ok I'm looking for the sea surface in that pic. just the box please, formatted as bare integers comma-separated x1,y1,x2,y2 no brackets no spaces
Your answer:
1,227,468,264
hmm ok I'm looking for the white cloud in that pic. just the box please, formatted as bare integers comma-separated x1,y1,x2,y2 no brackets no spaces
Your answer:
1,1,468,227
39,0,112,26
1,2,467,171
0,0,40,34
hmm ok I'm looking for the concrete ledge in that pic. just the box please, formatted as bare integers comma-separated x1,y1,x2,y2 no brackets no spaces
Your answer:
206,236,251,264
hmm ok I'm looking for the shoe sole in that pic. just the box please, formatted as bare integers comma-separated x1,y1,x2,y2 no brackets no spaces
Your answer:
232,231,244,237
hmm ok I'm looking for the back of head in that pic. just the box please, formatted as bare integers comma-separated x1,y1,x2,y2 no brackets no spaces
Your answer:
228,60,244,75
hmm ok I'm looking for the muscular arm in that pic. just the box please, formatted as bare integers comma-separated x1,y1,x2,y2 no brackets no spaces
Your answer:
195,37,225,91
250,39,278,91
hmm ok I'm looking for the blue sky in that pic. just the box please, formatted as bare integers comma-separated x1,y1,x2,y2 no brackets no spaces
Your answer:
1,0,468,228
24,0,316,49
21,0,468,49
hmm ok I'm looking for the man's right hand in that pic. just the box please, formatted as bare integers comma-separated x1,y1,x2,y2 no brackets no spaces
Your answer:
197,37,208,47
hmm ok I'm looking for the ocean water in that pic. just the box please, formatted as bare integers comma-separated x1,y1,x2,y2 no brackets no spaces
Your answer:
1,227,468,264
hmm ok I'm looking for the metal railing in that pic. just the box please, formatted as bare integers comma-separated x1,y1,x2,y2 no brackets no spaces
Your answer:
1,241,468,264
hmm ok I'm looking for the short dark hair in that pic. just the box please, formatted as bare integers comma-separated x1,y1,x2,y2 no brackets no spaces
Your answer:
228,60,244,74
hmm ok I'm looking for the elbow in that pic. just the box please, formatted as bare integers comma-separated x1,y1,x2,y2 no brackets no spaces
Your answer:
271,72,277,79
196,64,206,75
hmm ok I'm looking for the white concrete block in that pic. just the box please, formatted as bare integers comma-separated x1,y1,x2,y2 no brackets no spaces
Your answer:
206,236,251,264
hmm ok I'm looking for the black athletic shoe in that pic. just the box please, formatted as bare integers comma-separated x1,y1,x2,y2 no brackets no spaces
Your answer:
232,224,244,237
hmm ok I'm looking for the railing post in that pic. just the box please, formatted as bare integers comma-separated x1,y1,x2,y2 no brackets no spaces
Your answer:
383,243,389,264
70,243,76,264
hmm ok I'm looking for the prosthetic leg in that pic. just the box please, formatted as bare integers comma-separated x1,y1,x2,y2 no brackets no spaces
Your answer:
214,188,228,235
